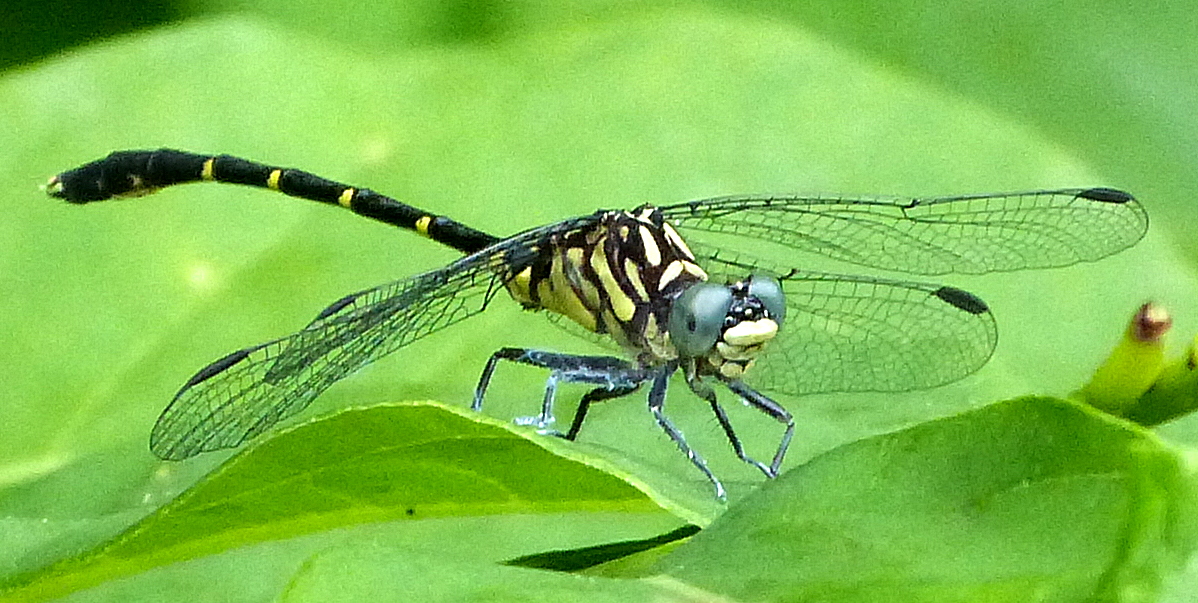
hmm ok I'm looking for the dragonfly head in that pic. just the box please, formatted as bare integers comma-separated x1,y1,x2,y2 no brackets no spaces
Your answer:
667,275,785,379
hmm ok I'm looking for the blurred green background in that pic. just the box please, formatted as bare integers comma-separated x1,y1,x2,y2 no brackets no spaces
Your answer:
3,0,1197,599
8,0,1197,239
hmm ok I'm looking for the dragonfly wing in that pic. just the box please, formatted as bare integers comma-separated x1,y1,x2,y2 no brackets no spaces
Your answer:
148,219,591,460
697,249,996,395
662,188,1147,276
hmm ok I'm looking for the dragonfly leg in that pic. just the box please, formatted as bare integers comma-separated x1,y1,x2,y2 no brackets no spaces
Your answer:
474,347,648,435
684,374,775,478
564,383,642,440
647,365,726,500
512,372,562,434
723,379,795,476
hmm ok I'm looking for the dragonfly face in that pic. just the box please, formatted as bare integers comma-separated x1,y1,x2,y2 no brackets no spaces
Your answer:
46,149,1150,499
668,275,785,381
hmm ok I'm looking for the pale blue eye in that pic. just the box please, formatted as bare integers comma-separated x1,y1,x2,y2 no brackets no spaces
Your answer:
668,283,733,357
749,276,785,326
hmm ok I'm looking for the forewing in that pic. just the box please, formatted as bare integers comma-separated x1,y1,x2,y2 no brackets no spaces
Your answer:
149,218,595,460
662,188,1147,276
698,249,997,396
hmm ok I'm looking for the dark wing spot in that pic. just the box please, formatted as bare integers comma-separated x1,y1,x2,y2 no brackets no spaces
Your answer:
315,292,361,320
180,345,260,390
1077,188,1134,203
933,286,989,315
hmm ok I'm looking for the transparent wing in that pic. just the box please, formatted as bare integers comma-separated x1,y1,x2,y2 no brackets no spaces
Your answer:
697,248,997,396
544,312,622,353
150,217,597,460
662,188,1147,276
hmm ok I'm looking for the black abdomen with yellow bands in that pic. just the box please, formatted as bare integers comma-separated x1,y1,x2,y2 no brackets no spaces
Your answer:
45,149,500,255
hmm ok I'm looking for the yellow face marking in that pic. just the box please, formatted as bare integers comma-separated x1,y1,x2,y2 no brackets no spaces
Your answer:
267,169,282,190
623,258,648,301
723,319,779,346
638,226,662,266
590,243,636,322
338,188,355,208
662,222,696,261
719,362,746,380
707,349,724,366
658,260,685,291
716,341,764,361
636,206,656,222
415,215,433,237
201,158,216,181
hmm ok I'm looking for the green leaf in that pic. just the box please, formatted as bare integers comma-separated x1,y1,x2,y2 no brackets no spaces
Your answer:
109,402,655,548
653,397,1198,602
276,543,721,603
3,402,681,599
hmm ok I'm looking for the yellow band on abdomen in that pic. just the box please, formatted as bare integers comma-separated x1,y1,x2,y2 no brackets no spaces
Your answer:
415,215,433,236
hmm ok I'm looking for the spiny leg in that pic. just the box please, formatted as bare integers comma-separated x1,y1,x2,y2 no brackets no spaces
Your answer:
646,365,726,500
565,383,642,441
474,347,649,433
511,373,563,434
684,374,775,478
724,379,795,476
473,348,524,412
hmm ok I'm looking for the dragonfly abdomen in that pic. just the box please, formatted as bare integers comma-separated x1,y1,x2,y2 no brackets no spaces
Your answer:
45,148,501,254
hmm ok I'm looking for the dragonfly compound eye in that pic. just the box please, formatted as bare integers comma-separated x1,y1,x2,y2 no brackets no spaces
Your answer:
668,283,734,357
747,275,785,327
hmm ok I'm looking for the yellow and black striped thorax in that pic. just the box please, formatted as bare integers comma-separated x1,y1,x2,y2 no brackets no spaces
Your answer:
505,205,709,363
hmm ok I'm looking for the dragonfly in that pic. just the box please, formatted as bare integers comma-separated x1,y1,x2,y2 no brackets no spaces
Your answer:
46,149,1149,498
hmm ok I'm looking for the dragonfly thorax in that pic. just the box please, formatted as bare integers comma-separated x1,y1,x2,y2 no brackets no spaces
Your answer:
504,206,709,364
